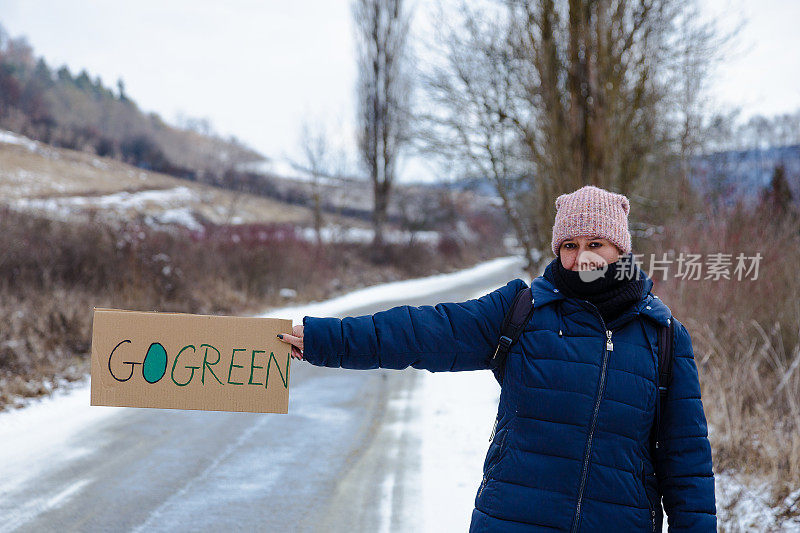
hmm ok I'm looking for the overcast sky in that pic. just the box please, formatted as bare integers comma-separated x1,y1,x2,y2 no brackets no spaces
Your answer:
2,0,799,183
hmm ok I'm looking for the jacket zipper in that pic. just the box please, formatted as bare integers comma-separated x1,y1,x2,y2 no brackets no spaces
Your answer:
640,460,656,532
571,301,613,533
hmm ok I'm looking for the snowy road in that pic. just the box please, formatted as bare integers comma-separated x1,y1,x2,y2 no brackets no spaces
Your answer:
0,256,527,532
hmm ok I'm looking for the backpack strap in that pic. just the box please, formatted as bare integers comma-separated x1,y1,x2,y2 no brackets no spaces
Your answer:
650,316,675,459
490,286,534,385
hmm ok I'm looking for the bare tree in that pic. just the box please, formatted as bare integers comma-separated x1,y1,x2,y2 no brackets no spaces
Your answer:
418,0,732,274
286,116,364,246
662,0,741,216
416,3,540,272
395,185,458,246
353,0,414,249
507,0,691,254
297,119,330,246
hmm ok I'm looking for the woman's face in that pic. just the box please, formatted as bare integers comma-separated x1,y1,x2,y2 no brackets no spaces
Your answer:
559,236,622,271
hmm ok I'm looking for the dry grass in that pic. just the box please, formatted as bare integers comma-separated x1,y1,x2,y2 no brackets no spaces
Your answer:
0,206,506,408
638,196,800,519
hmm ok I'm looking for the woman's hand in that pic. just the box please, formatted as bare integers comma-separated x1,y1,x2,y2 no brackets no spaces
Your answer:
277,324,304,360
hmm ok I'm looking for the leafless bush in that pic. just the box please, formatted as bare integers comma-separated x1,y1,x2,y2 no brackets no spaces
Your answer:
0,206,504,407
638,197,800,515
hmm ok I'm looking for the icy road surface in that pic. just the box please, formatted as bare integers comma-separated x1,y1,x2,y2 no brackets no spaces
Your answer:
0,256,527,532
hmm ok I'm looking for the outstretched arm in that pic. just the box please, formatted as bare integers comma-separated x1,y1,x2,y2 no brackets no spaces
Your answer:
656,318,717,531
297,278,528,372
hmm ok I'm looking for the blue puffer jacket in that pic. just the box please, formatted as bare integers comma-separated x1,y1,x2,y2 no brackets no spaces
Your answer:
302,264,717,532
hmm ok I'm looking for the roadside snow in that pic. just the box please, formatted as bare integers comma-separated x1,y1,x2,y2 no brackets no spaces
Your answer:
419,286,504,532
0,380,118,498
715,471,800,531
267,255,524,322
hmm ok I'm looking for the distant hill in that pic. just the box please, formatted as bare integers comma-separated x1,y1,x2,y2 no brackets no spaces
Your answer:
0,23,265,186
0,127,508,248
407,144,800,208
691,144,800,206
0,24,502,233
0,128,370,236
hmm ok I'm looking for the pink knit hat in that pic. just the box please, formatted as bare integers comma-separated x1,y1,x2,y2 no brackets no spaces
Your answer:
551,185,632,257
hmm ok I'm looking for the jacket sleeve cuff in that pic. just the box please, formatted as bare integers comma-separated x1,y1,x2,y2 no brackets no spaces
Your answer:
302,315,343,367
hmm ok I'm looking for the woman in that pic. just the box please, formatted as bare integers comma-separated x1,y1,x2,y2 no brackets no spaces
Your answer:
278,185,717,532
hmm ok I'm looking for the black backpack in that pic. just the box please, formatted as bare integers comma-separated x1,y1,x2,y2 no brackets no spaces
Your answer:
489,286,675,458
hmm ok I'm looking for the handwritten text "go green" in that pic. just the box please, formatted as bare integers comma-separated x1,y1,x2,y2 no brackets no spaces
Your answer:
108,340,290,389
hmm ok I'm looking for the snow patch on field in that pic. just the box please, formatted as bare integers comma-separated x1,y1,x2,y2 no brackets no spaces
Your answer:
0,130,39,151
146,207,204,232
299,224,441,245
9,186,205,231
13,186,196,213
0,129,59,159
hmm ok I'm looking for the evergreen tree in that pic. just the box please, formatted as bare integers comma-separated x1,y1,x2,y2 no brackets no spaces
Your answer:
117,78,128,101
75,69,92,90
56,65,72,84
33,58,53,88
760,164,794,216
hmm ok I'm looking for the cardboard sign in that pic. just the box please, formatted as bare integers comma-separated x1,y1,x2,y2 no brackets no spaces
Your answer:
90,308,292,413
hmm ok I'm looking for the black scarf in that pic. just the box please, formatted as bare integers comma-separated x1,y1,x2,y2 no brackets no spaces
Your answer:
543,252,647,325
